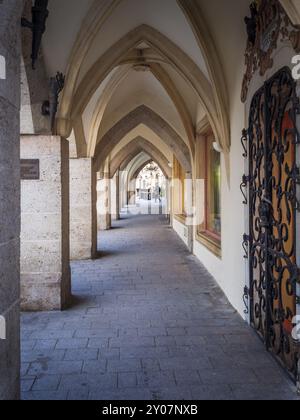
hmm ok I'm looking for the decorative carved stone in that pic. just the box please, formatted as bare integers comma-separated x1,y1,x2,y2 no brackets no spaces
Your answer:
289,30,300,52
242,0,300,103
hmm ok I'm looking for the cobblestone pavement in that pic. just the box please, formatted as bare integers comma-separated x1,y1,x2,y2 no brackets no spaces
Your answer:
21,215,299,400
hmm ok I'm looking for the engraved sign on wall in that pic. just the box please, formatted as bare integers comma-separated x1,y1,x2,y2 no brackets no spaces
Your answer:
21,159,40,180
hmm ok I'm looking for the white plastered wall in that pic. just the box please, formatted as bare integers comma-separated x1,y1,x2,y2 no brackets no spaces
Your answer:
173,38,300,318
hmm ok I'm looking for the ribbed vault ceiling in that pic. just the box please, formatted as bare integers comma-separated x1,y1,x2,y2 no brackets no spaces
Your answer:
41,0,295,170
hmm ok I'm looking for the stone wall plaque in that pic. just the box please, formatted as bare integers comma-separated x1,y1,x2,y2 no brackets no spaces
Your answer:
21,159,40,180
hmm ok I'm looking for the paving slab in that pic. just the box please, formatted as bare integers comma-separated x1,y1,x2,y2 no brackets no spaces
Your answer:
21,215,299,400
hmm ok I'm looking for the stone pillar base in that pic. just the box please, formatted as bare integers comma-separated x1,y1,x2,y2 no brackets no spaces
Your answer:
98,214,112,230
21,136,71,311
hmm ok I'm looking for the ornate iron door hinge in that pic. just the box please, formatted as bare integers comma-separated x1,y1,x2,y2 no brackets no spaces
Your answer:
242,234,250,259
243,286,250,315
240,175,250,205
294,169,300,211
294,96,300,115
297,268,300,285
295,199,300,213
293,166,300,185
241,128,248,158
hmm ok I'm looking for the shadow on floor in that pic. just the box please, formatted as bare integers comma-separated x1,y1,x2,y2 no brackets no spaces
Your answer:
93,249,126,259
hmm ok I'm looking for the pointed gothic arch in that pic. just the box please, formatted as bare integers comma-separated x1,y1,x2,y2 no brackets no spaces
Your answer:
130,159,159,182
57,25,229,155
94,105,191,172
109,136,171,179
85,63,195,158
57,0,121,133
177,0,229,152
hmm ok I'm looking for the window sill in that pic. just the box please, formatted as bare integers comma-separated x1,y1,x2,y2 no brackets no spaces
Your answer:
196,231,222,259
174,214,186,224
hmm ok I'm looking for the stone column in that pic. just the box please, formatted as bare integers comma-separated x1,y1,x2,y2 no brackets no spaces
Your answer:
70,158,97,260
20,135,71,311
119,171,125,211
128,178,136,206
97,170,112,231
166,178,172,224
115,170,120,220
111,170,120,221
185,172,194,253
119,170,128,212
0,0,23,400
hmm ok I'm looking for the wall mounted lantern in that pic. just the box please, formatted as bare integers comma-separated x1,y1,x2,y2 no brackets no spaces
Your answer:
21,0,49,69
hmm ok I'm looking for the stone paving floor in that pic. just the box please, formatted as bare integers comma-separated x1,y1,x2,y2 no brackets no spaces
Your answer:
21,215,299,400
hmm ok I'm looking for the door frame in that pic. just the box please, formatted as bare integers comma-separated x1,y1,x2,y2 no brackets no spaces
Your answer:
242,66,300,389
